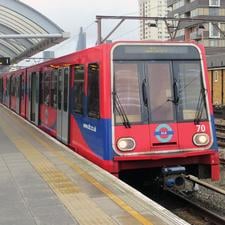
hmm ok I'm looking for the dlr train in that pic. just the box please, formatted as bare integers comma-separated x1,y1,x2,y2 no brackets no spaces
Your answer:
0,41,220,187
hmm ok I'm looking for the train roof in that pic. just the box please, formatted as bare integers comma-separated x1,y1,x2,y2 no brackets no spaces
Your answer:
1,40,203,75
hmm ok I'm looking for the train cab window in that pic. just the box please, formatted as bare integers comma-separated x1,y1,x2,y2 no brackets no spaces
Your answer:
114,63,141,123
87,63,100,118
147,62,174,122
174,61,207,121
73,64,84,114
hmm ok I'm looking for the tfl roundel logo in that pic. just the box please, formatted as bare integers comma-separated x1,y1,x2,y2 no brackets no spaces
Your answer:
154,124,174,143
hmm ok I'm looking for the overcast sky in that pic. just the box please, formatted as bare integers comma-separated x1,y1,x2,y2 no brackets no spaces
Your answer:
20,0,140,56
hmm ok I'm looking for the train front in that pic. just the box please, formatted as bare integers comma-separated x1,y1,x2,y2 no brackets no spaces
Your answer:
111,42,220,182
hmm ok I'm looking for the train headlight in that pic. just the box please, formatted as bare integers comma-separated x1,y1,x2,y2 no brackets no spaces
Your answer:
193,133,209,146
117,138,136,151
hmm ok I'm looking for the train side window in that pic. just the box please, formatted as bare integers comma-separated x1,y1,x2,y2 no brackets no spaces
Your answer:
16,77,19,97
13,77,16,96
6,78,9,96
21,78,24,100
21,73,24,100
14,77,16,96
87,63,100,118
63,68,69,112
74,64,84,114
13,76,16,96
40,72,44,104
10,78,12,96
10,76,14,96
50,70,57,108
43,72,50,105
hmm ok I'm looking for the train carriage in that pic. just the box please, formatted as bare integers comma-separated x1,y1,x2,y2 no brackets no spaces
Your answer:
20,70,27,118
1,41,220,184
2,72,11,107
9,70,26,114
111,42,219,180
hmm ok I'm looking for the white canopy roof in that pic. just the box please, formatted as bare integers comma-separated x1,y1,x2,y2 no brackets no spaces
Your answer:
0,0,69,64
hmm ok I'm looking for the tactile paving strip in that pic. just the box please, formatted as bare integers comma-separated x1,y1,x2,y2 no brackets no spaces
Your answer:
0,117,117,225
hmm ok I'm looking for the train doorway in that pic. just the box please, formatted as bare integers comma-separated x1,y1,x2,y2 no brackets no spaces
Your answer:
15,75,21,114
29,72,40,125
57,67,70,144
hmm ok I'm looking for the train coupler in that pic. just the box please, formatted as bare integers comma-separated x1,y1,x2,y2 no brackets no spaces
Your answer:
161,166,186,190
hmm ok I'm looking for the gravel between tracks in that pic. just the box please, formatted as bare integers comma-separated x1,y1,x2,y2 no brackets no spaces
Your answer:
187,148,225,217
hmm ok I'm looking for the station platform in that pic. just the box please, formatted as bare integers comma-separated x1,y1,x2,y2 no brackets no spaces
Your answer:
0,105,190,225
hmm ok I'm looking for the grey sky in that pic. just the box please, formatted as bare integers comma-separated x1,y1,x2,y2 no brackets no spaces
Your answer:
21,0,140,56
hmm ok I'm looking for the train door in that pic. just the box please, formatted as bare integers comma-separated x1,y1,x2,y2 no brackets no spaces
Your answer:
20,72,26,117
6,76,11,107
144,61,179,147
30,72,40,125
16,75,21,114
145,60,206,149
57,67,70,144
9,76,12,108
27,73,31,120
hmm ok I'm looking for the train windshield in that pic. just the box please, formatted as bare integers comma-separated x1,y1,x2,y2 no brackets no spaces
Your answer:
113,45,208,125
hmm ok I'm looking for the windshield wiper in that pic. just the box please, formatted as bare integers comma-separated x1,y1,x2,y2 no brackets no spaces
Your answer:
194,88,207,125
169,77,198,104
168,77,199,105
167,79,179,105
113,91,131,128
173,79,179,104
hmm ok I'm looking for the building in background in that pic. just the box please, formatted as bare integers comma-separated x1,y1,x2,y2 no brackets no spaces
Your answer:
167,0,225,55
76,27,86,51
138,0,169,40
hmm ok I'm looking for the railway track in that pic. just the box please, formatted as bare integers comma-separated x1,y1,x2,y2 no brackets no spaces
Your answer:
135,173,225,225
173,175,225,224
168,189,225,225
156,176,225,225
215,119,225,148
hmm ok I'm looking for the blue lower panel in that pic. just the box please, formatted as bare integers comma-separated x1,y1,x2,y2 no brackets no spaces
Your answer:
73,113,113,160
210,114,218,151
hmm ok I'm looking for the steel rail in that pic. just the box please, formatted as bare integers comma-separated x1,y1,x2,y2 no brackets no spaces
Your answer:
186,175,225,195
168,189,225,225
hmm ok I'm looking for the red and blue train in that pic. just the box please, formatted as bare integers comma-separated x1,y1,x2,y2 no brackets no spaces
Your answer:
0,41,220,186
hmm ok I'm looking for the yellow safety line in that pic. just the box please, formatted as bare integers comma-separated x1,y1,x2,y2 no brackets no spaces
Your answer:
1,107,155,225
0,113,116,225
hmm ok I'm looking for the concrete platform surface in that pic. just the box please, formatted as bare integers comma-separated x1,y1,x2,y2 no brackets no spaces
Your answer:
0,105,190,225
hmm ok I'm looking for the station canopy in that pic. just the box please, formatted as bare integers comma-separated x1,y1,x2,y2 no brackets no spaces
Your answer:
0,0,69,65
